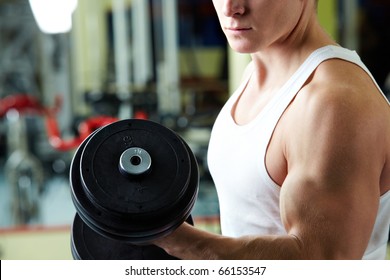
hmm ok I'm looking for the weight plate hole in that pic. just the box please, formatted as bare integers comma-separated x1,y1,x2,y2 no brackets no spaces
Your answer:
130,155,142,166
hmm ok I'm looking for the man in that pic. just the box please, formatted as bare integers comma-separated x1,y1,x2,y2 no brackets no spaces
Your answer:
153,0,390,259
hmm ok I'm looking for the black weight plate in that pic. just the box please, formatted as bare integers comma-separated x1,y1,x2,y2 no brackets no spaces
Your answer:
71,213,177,260
80,119,191,215
74,133,199,243
70,119,199,243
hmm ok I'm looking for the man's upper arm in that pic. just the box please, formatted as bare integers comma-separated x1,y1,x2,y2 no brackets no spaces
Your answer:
280,86,383,259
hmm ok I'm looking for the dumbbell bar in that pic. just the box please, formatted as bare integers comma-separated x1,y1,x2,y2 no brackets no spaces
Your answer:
70,119,199,259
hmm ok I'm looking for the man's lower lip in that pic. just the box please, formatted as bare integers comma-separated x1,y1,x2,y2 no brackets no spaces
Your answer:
227,28,251,33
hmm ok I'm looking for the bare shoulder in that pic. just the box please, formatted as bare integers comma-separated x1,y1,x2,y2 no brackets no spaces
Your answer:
308,59,386,108
291,58,390,138
283,58,390,192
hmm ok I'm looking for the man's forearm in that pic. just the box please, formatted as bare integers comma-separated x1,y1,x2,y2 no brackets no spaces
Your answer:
153,223,304,260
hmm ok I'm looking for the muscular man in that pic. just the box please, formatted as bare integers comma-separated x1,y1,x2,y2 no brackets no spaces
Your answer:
154,0,390,259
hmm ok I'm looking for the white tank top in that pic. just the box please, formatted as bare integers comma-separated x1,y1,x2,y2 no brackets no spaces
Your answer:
207,45,390,259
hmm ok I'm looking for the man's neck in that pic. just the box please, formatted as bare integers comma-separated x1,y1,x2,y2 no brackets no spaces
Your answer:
249,12,335,93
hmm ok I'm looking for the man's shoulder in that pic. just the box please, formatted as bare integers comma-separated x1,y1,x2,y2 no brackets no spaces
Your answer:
285,57,390,152
297,58,388,115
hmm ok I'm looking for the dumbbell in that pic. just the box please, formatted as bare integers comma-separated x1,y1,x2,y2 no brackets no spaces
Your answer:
69,119,199,259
